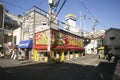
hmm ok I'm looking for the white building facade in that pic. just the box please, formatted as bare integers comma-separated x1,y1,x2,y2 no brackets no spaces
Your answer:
13,27,21,45
85,30,105,55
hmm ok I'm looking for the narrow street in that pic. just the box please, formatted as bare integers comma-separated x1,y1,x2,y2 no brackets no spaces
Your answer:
0,0,120,80
0,55,116,80
65,55,101,66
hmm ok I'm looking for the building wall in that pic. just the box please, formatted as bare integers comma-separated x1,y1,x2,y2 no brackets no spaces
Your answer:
65,14,76,27
0,3,22,51
22,11,49,40
104,28,120,56
0,3,3,28
13,27,21,45
34,29,84,49
34,29,85,62
105,29,120,47
85,40,98,54
0,3,4,47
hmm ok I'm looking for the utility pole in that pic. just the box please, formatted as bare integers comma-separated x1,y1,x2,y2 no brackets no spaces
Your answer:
48,0,59,52
79,12,82,36
47,0,59,63
92,19,98,31
33,9,35,49
83,14,86,38
47,1,52,52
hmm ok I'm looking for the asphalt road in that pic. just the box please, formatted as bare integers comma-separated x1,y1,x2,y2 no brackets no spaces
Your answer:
65,55,100,66
0,55,116,80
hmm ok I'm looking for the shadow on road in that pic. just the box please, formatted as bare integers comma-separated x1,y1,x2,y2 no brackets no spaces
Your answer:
0,61,116,80
96,62,116,80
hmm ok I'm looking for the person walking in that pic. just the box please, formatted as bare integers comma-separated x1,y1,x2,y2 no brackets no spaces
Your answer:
12,48,18,60
0,50,4,58
21,48,25,60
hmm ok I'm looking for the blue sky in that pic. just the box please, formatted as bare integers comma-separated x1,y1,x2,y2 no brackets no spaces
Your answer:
1,0,120,32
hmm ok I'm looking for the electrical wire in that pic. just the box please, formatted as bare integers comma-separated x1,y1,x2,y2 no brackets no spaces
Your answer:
37,0,45,7
54,0,60,12
52,0,66,21
56,0,66,17
0,0,27,10
81,1,95,19
1,0,78,30
80,0,109,30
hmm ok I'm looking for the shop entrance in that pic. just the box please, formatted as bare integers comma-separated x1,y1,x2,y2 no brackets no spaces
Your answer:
38,52,48,62
54,50,64,62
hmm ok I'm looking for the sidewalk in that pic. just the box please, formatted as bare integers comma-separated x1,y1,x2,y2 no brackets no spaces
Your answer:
0,58,40,68
113,60,120,80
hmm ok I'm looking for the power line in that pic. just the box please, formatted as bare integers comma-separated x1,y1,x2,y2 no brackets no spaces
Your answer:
0,0,65,26
80,0,109,30
54,0,60,12
80,0,96,20
0,0,27,10
52,0,66,21
56,0,66,17
37,0,45,7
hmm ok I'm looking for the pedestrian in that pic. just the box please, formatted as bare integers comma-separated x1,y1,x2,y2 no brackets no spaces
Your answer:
17,49,22,60
25,49,29,60
13,48,19,60
0,50,4,58
21,48,25,60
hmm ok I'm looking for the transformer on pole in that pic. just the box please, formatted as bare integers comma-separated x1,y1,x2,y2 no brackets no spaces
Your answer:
48,0,59,7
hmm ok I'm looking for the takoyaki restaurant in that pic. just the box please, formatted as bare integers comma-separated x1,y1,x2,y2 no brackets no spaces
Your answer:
33,29,84,62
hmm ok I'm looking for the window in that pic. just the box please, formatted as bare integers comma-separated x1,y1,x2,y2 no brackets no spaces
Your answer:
5,18,9,23
13,36,16,44
110,37,115,40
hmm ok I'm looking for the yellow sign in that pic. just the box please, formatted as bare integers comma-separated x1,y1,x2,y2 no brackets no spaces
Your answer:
65,14,76,19
8,31,12,36
51,30,84,47
98,47,105,50
35,30,48,45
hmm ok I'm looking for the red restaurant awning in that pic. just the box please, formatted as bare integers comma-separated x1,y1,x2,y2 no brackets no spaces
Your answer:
34,45,48,50
66,46,85,50
34,45,84,51
34,45,65,50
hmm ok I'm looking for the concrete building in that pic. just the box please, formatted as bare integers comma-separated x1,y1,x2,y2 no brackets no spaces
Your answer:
13,27,21,45
0,3,22,55
21,6,58,40
104,28,120,60
64,14,81,36
85,30,105,55
0,3,4,48
17,6,59,61
17,6,85,62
